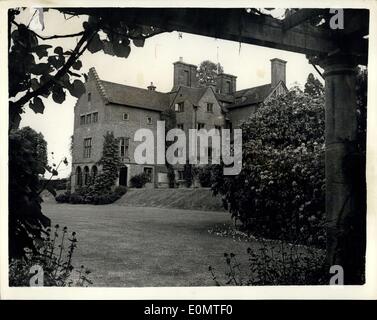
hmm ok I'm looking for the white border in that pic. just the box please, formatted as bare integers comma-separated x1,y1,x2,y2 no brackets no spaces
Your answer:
1,0,376,300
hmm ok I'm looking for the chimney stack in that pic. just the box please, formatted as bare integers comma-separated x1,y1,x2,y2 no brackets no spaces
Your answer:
147,82,156,91
173,58,198,89
216,73,237,94
270,58,287,88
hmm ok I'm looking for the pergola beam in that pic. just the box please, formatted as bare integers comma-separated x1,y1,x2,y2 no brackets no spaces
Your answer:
61,8,367,64
282,8,326,30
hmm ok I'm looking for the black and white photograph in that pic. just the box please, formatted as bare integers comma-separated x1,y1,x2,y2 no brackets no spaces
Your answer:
1,1,376,300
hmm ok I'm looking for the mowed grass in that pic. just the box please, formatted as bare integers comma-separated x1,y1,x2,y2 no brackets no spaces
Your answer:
42,203,258,287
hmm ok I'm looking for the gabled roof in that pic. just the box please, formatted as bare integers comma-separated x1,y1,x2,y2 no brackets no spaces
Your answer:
100,80,170,112
174,86,208,106
215,93,235,104
226,83,272,109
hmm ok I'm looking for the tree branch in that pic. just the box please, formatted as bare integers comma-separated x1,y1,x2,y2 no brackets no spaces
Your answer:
12,21,85,40
13,28,97,109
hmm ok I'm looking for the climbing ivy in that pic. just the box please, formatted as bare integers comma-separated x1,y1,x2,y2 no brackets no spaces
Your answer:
90,132,121,194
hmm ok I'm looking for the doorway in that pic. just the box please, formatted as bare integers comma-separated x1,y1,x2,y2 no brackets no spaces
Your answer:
119,167,128,186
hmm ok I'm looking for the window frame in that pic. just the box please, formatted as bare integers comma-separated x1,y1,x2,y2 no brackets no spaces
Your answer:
86,114,92,125
93,112,98,123
123,113,129,121
83,138,92,158
147,116,152,125
174,102,184,113
206,103,214,113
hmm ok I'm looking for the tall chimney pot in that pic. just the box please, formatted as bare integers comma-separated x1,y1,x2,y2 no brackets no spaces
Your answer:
270,58,287,88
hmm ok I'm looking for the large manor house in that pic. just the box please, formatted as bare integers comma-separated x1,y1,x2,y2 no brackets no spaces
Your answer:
71,58,288,190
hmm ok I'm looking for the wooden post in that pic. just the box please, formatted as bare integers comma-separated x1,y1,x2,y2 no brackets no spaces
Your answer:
320,54,366,284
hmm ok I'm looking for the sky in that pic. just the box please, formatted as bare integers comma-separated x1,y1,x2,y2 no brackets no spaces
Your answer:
17,9,322,178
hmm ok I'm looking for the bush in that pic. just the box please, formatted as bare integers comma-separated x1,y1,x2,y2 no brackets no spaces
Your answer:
114,185,128,196
42,178,67,191
211,91,326,247
55,191,71,203
197,165,213,187
130,173,149,188
209,243,327,286
55,190,124,205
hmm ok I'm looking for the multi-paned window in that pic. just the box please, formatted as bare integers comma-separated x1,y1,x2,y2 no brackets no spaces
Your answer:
83,138,92,158
174,102,184,112
226,80,232,94
119,137,130,158
206,103,213,113
86,114,92,124
80,112,98,125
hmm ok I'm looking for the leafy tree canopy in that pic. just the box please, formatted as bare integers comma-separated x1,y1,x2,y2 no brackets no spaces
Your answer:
197,60,224,87
304,73,324,97
9,8,165,130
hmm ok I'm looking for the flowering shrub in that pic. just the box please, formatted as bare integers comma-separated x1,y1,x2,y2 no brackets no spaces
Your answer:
211,90,326,247
209,243,327,286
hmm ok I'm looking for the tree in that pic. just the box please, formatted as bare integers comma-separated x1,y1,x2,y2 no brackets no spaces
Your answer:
9,127,50,258
197,60,224,87
8,8,164,258
211,90,326,247
89,132,121,194
304,73,324,97
9,8,165,130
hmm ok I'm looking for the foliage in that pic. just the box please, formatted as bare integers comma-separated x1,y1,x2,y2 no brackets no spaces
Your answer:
9,8,164,129
41,178,68,191
9,225,92,287
88,132,121,194
211,90,326,247
114,185,128,196
55,186,127,205
197,165,213,187
56,132,124,205
304,73,324,97
197,60,224,87
130,173,149,188
9,128,50,259
209,243,327,286
183,163,194,187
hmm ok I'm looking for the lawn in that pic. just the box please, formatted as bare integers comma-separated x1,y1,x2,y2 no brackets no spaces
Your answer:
42,202,258,287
